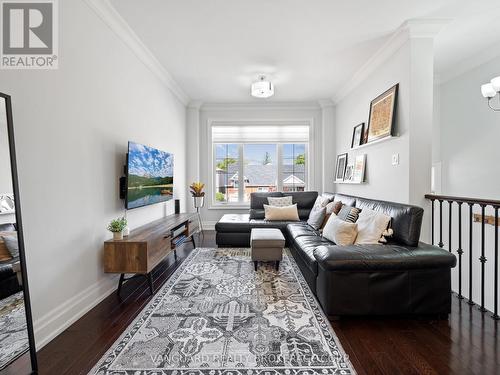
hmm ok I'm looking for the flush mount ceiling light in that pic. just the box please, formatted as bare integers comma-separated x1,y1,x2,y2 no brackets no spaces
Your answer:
251,75,274,98
480,75,500,111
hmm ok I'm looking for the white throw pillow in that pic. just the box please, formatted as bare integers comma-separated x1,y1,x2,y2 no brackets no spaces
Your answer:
267,196,293,207
322,214,358,245
264,204,300,221
355,208,391,244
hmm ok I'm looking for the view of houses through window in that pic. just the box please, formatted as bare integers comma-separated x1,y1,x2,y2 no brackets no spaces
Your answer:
214,143,307,204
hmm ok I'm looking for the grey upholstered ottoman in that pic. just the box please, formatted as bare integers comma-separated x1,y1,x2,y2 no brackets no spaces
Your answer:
250,228,285,271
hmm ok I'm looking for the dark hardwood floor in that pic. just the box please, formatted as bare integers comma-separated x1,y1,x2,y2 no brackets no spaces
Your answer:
6,231,499,375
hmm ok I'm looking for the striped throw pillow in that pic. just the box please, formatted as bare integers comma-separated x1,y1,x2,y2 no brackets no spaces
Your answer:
337,205,361,223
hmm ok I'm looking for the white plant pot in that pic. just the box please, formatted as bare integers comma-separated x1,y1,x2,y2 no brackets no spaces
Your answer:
193,196,205,209
113,231,123,240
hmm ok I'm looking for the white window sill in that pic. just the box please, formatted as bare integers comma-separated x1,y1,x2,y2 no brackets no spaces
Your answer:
208,204,250,210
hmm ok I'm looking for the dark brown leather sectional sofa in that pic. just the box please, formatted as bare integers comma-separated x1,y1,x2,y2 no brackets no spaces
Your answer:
215,191,457,317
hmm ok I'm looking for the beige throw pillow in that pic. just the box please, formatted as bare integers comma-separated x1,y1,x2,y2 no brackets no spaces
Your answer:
322,214,358,245
264,204,300,221
355,208,391,244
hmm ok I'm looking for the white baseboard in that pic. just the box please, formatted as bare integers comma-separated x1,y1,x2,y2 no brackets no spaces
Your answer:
201,221,216,231
33,274,119,350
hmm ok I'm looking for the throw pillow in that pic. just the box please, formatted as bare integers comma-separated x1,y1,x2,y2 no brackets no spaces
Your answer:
264,204,300,221
325,201,343,215
355,208,391,244
267,196,293,207
337,205,362,223
307,206,326,230
313,195,330,209
1,235,19,259
0,239,12,261
322,215,358,245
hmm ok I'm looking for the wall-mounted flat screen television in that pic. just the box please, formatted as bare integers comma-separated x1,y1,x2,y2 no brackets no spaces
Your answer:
126,141,174,209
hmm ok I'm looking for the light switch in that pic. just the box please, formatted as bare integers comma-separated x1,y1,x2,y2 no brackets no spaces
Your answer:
392,153,399,166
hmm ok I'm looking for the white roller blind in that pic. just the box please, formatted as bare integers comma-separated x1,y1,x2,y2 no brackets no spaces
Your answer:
212,125,309,143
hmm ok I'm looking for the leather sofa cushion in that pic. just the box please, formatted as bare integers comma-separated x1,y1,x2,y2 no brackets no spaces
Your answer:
249,219,290,231
286,223,320,239
292,235,334,274
251,208,311,221
284,191,318,209
355,197,423,247
0,262,15,281
314,242,457,271
250,192,283,212
215,214,251,233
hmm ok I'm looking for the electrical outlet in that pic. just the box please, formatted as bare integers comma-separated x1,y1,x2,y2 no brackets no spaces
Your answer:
392,153,399,166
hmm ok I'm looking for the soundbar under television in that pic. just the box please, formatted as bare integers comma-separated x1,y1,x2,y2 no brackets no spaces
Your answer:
126,141,174,209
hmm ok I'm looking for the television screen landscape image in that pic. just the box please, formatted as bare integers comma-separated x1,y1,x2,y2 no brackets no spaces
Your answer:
126,141,174,209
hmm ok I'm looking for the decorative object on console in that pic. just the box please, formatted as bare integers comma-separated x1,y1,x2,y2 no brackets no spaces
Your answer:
335,153,348,182
189,181,205,234
367,83,398,142
351,122,365,148
268,196,293,207
107,217,127,240
480,75,500,111
322,214,358,245
263,204,299,221
352,154,366,183
355,207,391,244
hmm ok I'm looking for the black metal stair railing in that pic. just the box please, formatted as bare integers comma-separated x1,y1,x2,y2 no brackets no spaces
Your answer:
425,194,500,320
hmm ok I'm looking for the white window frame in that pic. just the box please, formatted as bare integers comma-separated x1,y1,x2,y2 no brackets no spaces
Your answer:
208,119,314,209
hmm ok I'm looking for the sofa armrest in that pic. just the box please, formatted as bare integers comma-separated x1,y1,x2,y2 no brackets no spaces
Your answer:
313,243,456,271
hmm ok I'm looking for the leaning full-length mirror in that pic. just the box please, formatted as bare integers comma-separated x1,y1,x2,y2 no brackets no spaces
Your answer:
0,93,37,373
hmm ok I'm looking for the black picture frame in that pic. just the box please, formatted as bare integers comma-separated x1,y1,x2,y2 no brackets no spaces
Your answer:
1,92,38,373
335,153,348,182
351,123,365,148
366,83,398,143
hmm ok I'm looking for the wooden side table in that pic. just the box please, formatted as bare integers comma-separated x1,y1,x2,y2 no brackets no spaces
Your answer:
104,212,198,296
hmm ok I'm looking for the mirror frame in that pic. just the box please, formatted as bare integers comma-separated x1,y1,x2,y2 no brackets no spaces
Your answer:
1,92,38,373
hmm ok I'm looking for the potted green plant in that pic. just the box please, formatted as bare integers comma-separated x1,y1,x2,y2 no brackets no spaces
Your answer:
107,217,127,240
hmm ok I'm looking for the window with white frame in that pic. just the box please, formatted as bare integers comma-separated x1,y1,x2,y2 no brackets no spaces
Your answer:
212,124,310,206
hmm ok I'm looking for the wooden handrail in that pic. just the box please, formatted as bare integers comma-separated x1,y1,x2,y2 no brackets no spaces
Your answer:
425,194,500,207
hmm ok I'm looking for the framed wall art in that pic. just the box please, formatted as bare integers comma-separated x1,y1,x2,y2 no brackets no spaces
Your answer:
366,84,398,143
335,153,348,182
351,123,365,148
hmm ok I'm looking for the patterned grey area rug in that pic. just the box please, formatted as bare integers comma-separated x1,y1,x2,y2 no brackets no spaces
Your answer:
90,248,356,375
0,291,28,370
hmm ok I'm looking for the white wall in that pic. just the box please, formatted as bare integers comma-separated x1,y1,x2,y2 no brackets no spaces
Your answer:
335,42,411,203
190,104,326,225
334,34,435,242
0,0,186,348
435,54,500,312
439,55,500,199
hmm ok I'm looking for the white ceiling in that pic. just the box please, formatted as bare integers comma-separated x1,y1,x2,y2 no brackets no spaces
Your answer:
110,0,500,103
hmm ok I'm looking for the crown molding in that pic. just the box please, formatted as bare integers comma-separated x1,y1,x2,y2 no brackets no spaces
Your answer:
187,100,203,110
318,99,334,109
84,0,189,105
200,101,321,111
332,18,450,104
436,42,500,85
